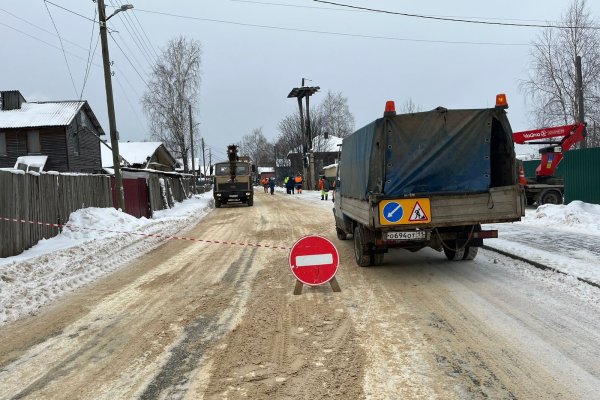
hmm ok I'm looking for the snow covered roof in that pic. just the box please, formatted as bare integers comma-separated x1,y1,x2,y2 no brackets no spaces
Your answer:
102,141,164,165
118,142,163,165
288,135,343,155
317,135,343,152
0,101,103,131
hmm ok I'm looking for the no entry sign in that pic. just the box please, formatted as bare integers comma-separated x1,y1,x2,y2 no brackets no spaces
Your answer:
289,235,339,286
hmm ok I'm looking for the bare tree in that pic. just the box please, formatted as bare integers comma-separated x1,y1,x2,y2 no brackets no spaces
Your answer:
320,90,355,139
276,90,354,157
520,0,600,147
238,127,274,167
142,36,202,170
399,97,422,113
276,113,305,156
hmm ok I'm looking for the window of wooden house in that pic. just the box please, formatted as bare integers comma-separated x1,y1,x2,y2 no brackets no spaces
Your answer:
27,130,41,154
0,132,7,156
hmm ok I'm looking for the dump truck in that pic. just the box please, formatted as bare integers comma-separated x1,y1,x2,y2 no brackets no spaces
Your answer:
333,94,525,266
213,145,254,207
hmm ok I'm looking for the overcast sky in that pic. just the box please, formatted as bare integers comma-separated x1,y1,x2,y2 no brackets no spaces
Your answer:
2,0,599,163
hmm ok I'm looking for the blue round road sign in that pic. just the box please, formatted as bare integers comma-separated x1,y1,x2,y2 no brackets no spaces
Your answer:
382,201,403,223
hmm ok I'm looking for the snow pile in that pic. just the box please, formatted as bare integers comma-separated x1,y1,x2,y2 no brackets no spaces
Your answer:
489,201,600,286
0,193,214,326
526,201,600,232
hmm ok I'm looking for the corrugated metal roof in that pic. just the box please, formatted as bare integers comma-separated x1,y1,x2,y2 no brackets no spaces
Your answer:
0,101,84,128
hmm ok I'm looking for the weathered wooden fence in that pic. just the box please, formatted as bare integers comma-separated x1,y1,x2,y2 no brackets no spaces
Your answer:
1,169,199,257
0,170,112,258
147,175,193,213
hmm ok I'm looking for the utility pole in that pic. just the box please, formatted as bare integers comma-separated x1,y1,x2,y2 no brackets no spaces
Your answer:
97,0,132,211
201,137,206,184
576,55,587,148
189,103,196,192
288,80,319,190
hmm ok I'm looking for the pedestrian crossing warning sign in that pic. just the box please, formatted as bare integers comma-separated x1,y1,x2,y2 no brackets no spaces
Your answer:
409,201,428,222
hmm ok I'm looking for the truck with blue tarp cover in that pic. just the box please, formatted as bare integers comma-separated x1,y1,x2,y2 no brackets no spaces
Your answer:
333,96,525,266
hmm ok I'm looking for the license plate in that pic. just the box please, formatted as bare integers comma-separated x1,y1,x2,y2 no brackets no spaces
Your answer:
229,194,238,197
386,231,427,240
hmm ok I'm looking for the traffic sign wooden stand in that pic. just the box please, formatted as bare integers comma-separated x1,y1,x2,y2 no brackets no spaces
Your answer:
289,235,341,295
293,276,341,295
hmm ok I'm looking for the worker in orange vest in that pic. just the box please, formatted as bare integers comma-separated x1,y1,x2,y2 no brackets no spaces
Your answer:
261,177,269,192
294,174,303,194
319,176,330,200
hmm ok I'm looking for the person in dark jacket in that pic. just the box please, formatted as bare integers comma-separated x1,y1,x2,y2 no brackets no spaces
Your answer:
268,177,275,195
286,176,295,194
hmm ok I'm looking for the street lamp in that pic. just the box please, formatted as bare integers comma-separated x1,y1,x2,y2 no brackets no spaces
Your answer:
106,4,134,21
288,79,319,190
97,0,133,211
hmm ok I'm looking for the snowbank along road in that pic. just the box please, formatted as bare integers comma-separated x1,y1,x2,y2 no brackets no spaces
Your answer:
1,188,599,399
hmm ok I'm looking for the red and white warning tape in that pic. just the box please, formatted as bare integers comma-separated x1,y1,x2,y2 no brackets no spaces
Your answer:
0,216,290,250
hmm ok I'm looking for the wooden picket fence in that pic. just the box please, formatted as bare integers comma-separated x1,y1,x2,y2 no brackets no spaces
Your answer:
0,170,112,258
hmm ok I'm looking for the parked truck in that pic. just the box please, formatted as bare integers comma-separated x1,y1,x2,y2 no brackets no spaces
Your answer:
513,122,586,205
213,145,254,207
333,95,525,266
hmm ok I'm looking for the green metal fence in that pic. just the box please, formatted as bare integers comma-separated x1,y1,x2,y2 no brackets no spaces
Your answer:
522,159,565,179
563,148,600,205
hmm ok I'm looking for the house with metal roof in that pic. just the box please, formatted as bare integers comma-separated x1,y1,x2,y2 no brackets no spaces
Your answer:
0,90,105,173
100,141,177,172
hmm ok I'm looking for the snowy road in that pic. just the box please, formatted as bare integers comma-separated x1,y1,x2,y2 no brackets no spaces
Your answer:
0,190,599,399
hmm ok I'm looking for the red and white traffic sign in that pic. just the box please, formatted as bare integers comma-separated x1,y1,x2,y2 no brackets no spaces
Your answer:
289,235,339,286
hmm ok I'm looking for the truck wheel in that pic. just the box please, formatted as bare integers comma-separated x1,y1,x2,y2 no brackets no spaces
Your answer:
526,197,536,206
215,199,221,208
462,246,479,260
336,227,347,240
353,226,371,267
443,244,465,261
540,190,562,205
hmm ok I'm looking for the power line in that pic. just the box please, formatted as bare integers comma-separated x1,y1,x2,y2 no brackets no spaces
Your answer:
114,0,158,61
0,7,100,55
0,20,101,66
108,30,149,86
133,8,530,46
80,10,99,100
0,10,148,138
0,13,144,99
113,77,147,131
108,0,154,66
43,0,79,97
108,28,149,79
43,0,97,22
312,0,600,30
130,8,160,59
231,0,555,24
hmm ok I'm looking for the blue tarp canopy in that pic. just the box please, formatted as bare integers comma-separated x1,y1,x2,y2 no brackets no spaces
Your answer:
339,107,515,200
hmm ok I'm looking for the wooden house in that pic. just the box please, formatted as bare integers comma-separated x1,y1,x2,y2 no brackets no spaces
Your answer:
0,90,105,173
101,141,177,172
